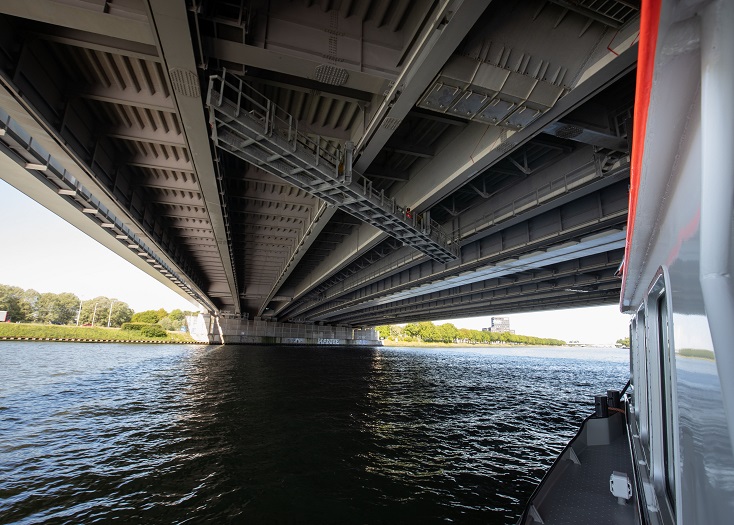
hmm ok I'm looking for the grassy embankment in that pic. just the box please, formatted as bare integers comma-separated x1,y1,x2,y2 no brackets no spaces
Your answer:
0,323,196,343
678,348,715,360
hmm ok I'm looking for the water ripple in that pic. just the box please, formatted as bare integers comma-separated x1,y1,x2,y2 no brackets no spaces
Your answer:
0,342,628,524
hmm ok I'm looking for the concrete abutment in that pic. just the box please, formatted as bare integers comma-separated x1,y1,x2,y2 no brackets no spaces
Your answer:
186,315,381,346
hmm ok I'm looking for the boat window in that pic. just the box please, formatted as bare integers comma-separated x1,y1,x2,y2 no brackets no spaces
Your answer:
628,319,635,408
658,292,676,513
636,308,650,463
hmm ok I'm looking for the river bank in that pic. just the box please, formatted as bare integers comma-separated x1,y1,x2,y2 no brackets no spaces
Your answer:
379,339,564,348
0,323,195,343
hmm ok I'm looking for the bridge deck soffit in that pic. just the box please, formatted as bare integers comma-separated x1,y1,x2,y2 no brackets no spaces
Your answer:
0,1,640,324
274,49,635,321
333,258,624,325
285,179,629,323
146,0,240,311
208,1,640,320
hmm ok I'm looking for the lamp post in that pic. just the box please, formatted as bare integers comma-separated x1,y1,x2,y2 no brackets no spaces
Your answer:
107,300,116,327
91,303,98,326
76,299,83,326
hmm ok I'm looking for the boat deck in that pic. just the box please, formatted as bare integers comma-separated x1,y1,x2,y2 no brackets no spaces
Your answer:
520,413,639,525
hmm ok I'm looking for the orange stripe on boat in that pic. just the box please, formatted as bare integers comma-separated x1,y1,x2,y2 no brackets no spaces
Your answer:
621,0,662,305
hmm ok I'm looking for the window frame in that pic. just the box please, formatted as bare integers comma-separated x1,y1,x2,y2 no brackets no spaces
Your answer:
644,268,679,524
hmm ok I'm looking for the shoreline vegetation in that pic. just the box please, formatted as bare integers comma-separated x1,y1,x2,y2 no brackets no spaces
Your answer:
0,283,196,331
381,340,546,348
380,340,617,348
1,283,200,343
0,323,196,343
376,321,566,346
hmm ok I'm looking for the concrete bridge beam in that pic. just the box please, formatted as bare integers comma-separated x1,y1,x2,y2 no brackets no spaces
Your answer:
146,0,240,313
0,0,155,46
312,228,626,321
331,253,624,325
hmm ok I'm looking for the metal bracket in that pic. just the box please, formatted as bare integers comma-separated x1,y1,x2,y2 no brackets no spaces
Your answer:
529,504,544,524
567,447,581,465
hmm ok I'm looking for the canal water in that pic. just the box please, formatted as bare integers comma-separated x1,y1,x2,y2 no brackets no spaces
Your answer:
0,342,628,524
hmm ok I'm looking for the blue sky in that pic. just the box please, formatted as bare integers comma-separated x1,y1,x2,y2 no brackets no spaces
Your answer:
0,178,630,343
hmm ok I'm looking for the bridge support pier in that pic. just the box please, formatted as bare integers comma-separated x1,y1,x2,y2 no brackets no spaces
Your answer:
186,314,222,344
187,315,381,346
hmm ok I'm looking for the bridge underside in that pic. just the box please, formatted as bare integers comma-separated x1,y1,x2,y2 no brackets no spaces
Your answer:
0,0,637,327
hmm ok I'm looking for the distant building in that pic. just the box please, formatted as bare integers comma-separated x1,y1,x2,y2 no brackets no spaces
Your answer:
0,311,9,322
491,317,511,332
483,316,515,334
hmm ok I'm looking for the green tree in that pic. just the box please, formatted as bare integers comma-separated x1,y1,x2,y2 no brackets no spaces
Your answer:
376,325,390,339
158,309,187,332
438,323,459,343
78,297,132,326
79,298,104,326
158,317,175,331
389,325,404,340
108,301,134,327
36,292,80,324
403,323,421,339
21,288,40,322
0,285,136,327
457,327,472,343
0,284,32,322
616,337,631,347
415,321,436,341
372,321,565,346
132,309,168,324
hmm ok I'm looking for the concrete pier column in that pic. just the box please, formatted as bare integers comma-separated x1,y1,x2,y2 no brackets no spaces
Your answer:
186,314,222,344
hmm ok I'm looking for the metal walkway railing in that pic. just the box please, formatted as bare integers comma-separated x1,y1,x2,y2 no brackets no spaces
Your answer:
206,71,458,264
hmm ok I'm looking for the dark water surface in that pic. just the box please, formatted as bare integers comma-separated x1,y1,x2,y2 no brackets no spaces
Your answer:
0,343,628,524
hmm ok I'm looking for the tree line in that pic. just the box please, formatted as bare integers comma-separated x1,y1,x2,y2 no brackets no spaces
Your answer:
129,308,190,332
376,321,565,346
0,283,194,330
